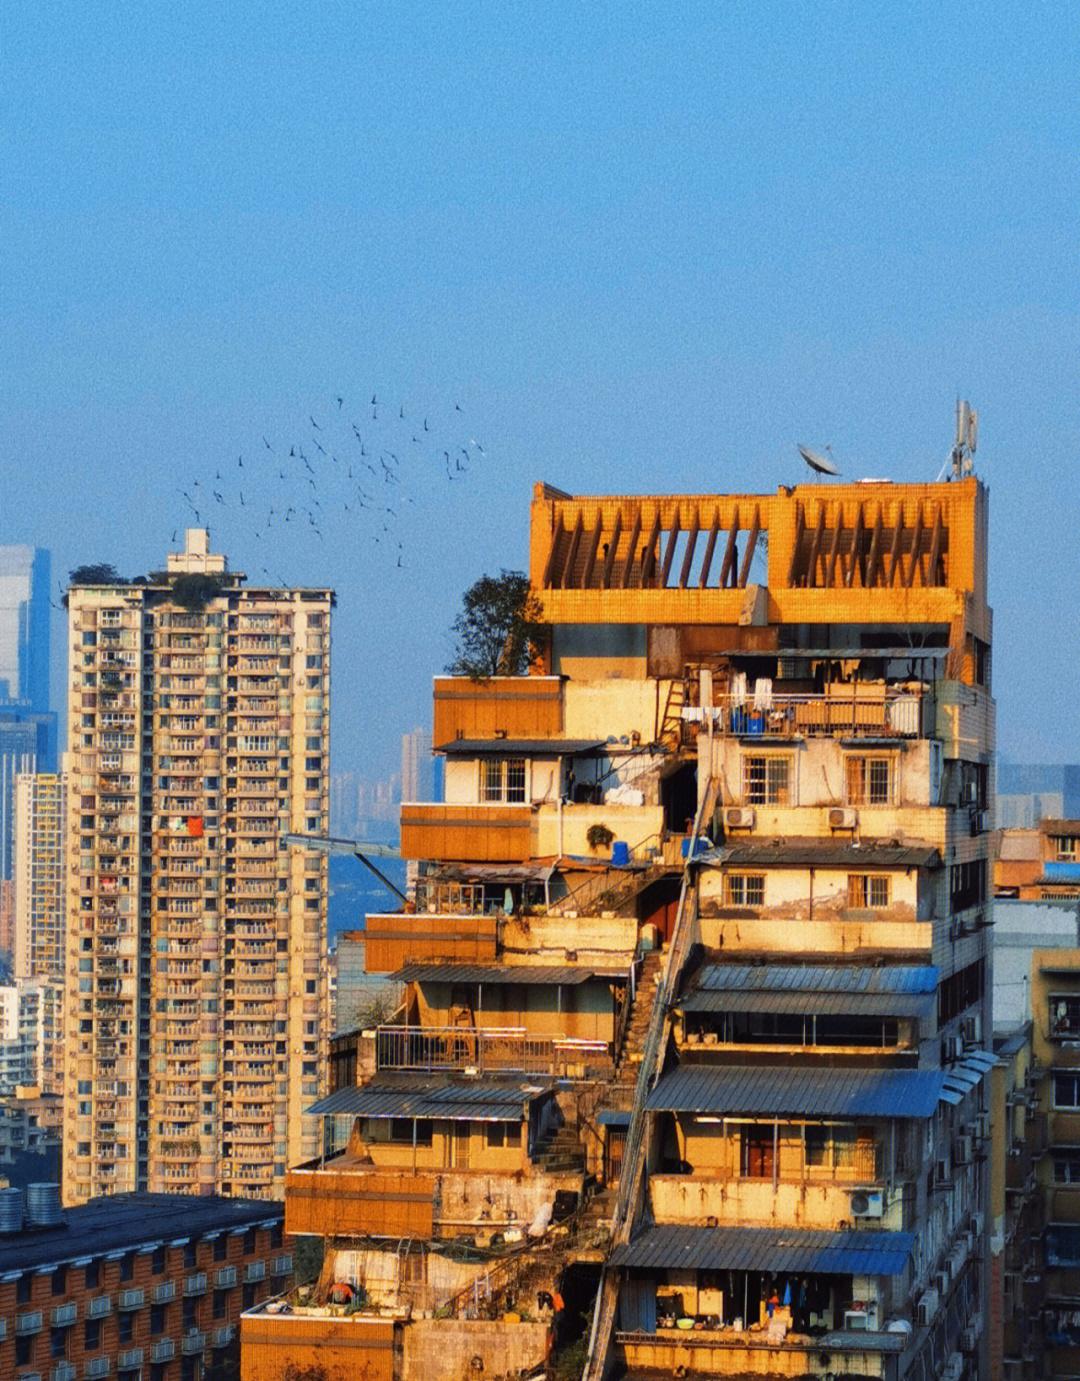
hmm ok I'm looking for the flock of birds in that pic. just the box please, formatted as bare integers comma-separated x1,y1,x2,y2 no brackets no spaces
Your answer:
173,392,489,580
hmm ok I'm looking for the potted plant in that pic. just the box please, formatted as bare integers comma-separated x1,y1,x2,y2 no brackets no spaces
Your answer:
586,823,615,852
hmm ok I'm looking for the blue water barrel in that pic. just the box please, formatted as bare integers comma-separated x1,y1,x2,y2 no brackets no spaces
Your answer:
611,841,630,866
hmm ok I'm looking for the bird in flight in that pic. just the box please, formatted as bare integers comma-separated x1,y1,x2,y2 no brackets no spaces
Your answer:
310,415,322,430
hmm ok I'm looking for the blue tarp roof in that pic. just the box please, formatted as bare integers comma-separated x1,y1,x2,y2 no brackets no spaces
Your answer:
683,963,939,996
609,1224,915,1276
645,1064,946,1119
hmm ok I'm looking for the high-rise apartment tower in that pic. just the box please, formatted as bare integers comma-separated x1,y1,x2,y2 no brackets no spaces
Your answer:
14,771,67,979
63,529,332,1204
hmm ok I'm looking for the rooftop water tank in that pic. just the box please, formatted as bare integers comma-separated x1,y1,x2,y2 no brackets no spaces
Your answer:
0,1187,24,1234
26,1182,62,1228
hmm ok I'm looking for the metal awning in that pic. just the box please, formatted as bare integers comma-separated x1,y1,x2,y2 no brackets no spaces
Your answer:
388,963,602,985
699,840,940,869
305,1079,549,1122
678,989,936,1017
645,1065,945,1119
682,963,939,997
435,739,605,756
609,1224,915,1276
429,863,556,883
597,1110,632,1127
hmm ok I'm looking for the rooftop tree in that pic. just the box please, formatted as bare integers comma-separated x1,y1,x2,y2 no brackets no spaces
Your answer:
447,569,545,679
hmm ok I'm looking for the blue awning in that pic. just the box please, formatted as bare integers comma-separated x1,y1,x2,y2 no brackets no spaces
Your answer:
609,1224,915,1276
598,1110,632,1127
305,1079,549,1122
646,1065,945,1119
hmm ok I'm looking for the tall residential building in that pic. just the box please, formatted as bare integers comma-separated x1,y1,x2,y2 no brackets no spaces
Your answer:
401,725,433,803
14,771,67,978
0,544,50,712
0,709,54,885
63,528,332,1205
243,476,996,1381
0,977,63,1093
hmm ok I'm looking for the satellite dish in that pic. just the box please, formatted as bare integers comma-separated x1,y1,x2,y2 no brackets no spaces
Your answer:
797,443,841,477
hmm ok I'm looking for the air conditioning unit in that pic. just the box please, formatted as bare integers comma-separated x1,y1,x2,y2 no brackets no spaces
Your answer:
962,1014,982,1045
962,781,978,806
955,1135,973,1165
843,1309,869,1331
724,807,755,829
943,1035,964,1062
916,1288,939,1326
850,1188,885,1219
829,806,857,829
943,1353,964,1381
971,809,989,834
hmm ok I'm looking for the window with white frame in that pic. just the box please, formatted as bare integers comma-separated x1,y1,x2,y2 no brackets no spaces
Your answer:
725,873,765,906
845,755,894,805
481,757,527,804
1050,996,1080,1038
1054,1151,1080,1184
847,874,891,909
742,755,791,805
1052,836,1079,861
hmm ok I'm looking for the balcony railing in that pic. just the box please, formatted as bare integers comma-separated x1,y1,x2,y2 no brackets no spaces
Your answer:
704,687,925,740
375,1024,610,1076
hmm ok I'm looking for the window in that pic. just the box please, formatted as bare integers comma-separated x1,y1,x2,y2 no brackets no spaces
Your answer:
725,874,765,907
388,1118,433,1145
243,1282,257,1309
1051,997,1080,1039
120,1251,135,1282
742,756,790,805
85,1317,102,1350
52,1265,67,1295
17,1272,32,1303
152,1245,166,1273
51,1326,68,1359
848,874,891,909
481,757,527,804
183,1297,198,1330
486,1123,521,1148
118,1310,134,1343
150,1304,166,1334
845,756,893,805
184,1241,197,1269
1054,1152,1080,1184
213,1236,228,1262
243,1228,257,1255
15,1335,33,1366
1053,836,1079,861
213,1289,228,1319
1055,1073,1080,1109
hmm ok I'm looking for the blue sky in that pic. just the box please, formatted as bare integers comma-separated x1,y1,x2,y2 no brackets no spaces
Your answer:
3,3,1078,776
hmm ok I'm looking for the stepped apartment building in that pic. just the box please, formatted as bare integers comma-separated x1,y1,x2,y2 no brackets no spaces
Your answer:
242,477,995,1381
63,529,332,1204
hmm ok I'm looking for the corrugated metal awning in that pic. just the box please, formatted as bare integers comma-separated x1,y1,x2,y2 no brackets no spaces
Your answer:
435,739,605,756
700,840,940,869
597,1110,632,1127
609,1224,915,1276
645,1065,945,1119
305,1079,549,1122
679,990,935,1017
389,963,600,985
682,963,939,997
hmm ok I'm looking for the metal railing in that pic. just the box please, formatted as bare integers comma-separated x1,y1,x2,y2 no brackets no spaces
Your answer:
548,832,665,918
375,1024,610,1076
702,688,925,740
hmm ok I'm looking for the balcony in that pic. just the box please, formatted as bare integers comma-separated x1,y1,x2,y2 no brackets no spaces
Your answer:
16,1309,43,1334
244,1260,266,1282
270,1254,293,1277
375,1024,610,1077
184,1271,208,1295
215,1265,238,1288
616,1326,907,1377
213,1325,236,1347
400,803,533,863
51,1302,78,1326
363,912,497,972
151,1280,176,1304
49,1365,77,1381
117,1349,143,1369
648,1171,897,1231
150,1339,176,1362
182,1330,207,1355
117,1288,145,1310
87,1295,112,1318
85,1360,111,1379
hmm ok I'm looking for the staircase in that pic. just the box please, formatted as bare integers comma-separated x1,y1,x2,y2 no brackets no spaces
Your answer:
532,1124,586,1174
581,779,716,1381
548,856,668,919
658,677,688,750
615,951,663,1077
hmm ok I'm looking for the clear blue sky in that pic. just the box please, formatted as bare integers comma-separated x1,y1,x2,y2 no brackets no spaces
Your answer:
3,3,1078,776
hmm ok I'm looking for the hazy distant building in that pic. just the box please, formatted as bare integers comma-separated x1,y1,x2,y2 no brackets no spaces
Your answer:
62,529,332,1204
13,771,66,979
0,977,62,1094
0,545,50,713
401,726,433,803
998,762,1080,823
0,710,54,884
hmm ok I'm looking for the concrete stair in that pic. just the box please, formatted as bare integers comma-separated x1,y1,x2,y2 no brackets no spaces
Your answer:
532,1124,587,1173
616,950,664,1076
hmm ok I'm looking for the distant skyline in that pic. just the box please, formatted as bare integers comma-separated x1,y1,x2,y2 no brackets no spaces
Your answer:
3,5,1079,778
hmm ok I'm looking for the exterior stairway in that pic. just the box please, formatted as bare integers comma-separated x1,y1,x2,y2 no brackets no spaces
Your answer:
614,950,664,1082
532,1124,587,1173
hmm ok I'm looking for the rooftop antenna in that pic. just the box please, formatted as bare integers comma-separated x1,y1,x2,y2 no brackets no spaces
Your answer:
796,443,841,477
949,399,978,479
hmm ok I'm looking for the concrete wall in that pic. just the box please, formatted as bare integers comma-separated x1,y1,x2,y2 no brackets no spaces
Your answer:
403,1319,549,1381
992,899,1080,1030
413,977,616,1042
712,737,936,813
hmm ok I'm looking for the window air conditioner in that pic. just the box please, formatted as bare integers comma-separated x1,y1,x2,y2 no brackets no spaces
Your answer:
943,1035,964,1062
850,1189,885,1219
843,1310,869,1331
829,806,857,829
724,807,755,830
916,1289,939,1326
943,1352,964,1381
962,1014,982,1045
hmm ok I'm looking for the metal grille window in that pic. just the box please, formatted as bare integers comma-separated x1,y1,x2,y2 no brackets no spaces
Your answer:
845,756,894,805
480,758,526,804
1051,997,1080,1038
847,874,891,909
1053,836,1079,861
742,756,790,805
1054,1073,1080,1109
725,874,765,906
1054,1152,1080,1183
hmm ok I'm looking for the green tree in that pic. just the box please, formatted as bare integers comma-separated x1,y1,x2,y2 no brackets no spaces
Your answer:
68,563,125,586
447,570,544,679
